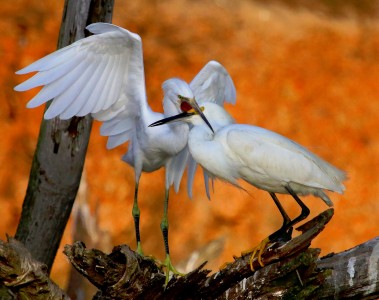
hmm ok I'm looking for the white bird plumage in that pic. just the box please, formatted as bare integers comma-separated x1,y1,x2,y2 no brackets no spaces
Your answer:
169,65,237,199
150,101,346,266
14,23,236,283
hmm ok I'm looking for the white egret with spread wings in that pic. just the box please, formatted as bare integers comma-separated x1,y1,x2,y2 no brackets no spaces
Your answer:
14,23,236,283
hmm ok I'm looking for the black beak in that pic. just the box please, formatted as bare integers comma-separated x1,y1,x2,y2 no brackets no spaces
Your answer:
149,111,194,127
149,101,214,133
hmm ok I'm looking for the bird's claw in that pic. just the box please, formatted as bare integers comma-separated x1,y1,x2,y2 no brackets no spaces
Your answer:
135,244,162,265
249,237,270,270
243,227,293,271
160,254,185,286
241,236,270,271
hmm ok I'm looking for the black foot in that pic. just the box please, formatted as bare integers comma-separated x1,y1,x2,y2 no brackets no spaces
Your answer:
270,227,293,244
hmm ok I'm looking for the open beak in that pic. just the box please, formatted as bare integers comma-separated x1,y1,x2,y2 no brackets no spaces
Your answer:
149,96,214,133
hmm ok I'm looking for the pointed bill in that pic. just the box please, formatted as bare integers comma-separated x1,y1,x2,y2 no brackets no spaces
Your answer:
149,95,214,133
180,96,214,133
149,111,192,127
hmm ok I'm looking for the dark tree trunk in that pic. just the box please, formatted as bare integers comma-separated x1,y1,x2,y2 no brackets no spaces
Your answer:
15,0,114,273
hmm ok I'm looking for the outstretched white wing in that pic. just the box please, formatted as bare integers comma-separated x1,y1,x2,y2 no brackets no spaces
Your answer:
190,60,236,106
15,23,147,124
167,61,236,198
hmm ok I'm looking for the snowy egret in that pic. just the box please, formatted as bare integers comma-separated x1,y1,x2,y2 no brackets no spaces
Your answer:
14,23,236,282
150,101,346,267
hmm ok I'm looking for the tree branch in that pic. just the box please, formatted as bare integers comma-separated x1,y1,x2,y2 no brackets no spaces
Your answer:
0,238,69,299
317,236,379,299
61,208,379,299
2,209,379,298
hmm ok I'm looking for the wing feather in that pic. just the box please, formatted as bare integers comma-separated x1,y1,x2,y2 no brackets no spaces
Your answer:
100,117,135,136
15,22,147,124
167,146,190,193
93,52,120,113
45,60,98,119
78,55,112,116
225,125,346,193
186,155,198,199
59,58,107,118
15,54,83,92
105,131,133,149
15,46,76,75
190,60,236,105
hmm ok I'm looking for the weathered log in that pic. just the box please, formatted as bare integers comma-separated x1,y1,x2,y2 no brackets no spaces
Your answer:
317,236,379,299
2,209,379,299
60,209,352,299
0,237,68,299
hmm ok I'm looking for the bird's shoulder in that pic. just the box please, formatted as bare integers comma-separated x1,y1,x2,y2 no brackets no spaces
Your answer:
82,23,142,55
218,124,319,167
222,124,303,151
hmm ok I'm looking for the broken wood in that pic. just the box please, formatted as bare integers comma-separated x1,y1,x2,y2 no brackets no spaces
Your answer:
317,236,379,299
0,237,69,299
2,209,379,299
60,208,376,299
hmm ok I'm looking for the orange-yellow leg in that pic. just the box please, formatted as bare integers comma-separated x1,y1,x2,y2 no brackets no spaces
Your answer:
242,236,271,271
249,237,270,270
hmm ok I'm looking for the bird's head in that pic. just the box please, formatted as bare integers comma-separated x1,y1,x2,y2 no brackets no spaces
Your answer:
158,78,215,133
149,96,229,132
162,78,193,115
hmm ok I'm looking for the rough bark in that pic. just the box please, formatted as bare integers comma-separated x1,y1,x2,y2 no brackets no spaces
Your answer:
317,236,379,299
0,238,69,299
62,209,379,299
66,172,112,299
2,209,379,299
15,0,114,273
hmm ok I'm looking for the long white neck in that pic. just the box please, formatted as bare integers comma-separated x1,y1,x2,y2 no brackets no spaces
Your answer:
187,118,235,184
187,124,217,177
190,102,235,133
187,103,234,175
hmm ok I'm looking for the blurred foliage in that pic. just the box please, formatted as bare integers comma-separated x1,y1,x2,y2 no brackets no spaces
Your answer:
1,0,379,289
261,0,379,18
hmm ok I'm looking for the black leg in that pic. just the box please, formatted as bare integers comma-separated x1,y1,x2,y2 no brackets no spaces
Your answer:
160,187,184,286
160,188,170,256
268,192,293,242
269,192,291,228
247,188,309,270
132,181,143,255
285,185,310,228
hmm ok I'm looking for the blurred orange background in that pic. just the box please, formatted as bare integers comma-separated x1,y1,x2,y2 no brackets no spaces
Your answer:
1,0,379,289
